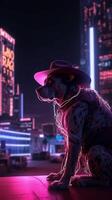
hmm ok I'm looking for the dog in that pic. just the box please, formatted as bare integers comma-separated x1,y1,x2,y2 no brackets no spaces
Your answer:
34,60,112,190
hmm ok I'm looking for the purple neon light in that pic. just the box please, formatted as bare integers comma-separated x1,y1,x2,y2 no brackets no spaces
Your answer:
0,135,31,140
10,153,31,156
0,128,31,136
6,144,30,147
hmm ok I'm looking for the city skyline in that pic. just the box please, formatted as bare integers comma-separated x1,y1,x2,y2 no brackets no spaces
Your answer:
80,0,112,105
0,0,80,120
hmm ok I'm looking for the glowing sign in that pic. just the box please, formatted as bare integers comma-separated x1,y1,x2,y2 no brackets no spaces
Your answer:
99,54,112,61
0,28,15,45
20,117,31,122
2,45,14,71
100,70,112,80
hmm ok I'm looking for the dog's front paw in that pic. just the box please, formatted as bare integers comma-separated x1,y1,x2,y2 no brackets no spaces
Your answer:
47,172,62,181
48,180,69,190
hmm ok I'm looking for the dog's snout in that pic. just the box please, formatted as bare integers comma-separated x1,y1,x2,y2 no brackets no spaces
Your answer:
35,87,42,101
35,85,55,102
35,87,41,96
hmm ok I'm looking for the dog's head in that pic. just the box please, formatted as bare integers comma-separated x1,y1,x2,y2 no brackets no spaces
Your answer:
36,71,80,106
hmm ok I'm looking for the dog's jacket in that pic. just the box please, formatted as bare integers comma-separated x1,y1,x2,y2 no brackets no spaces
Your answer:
56,88,112,176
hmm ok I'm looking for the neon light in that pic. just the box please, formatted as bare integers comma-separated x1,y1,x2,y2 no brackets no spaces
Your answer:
2,45,14,71
100,70,112,80
0,122,11,125
20,93,24,119
89,27,95,89
20,117,31,122
6,144,30,147
50,153,62,156
39,134,44,138
0,128,31,136
9,97,13,116
16,84,20,95
99,54,112,61
10,153,31,156
0,135,31,140
32,118,35,129
0,28,15,45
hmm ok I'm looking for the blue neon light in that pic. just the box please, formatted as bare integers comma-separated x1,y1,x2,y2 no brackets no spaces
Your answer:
89,27,95,89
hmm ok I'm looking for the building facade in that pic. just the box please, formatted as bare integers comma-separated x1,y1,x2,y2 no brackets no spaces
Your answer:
0,28,15,116
0,129,31,156
80,0,112,105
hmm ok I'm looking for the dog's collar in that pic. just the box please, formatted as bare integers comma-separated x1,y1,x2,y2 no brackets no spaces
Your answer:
59,88,81,109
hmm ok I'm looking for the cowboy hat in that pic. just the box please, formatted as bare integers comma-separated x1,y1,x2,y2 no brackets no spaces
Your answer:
34,60,91,86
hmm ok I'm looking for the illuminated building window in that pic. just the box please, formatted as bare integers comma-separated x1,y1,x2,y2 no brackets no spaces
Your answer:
0,28,15,116
80,1,112,104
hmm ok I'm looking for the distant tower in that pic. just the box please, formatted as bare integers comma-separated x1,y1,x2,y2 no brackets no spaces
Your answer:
80,0,112,105
13,84,24,119
0,28,15,116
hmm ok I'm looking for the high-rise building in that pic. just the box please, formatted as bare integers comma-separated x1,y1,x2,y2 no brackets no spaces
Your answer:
14,84,24,119
80,0,112,105
0,28,15,116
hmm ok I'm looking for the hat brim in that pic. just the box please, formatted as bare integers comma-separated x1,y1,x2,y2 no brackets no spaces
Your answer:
34,70,49,86
34,67,91,86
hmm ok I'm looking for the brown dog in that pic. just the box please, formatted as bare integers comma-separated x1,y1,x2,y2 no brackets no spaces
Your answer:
34,60,112,190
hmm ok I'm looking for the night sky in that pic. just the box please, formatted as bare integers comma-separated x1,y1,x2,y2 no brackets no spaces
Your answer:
0,0,80,124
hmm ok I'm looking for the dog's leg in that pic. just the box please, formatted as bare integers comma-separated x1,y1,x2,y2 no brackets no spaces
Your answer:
71,145,112,187
47,151,68,181
75,152,90,175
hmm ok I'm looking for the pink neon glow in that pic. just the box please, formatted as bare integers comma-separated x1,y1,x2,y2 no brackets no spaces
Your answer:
100,70,112,80
20,117,31,121
99,54,112,61
34,70,48,86
32,118,35,129
0,28,15,44
9,97,13,116
16,84,20,95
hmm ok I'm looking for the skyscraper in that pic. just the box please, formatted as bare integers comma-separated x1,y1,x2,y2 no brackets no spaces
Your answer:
80,0,112,105
0,28,15,116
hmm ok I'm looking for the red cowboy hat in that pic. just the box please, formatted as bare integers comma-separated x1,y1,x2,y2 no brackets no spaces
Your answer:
34,60,91,86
